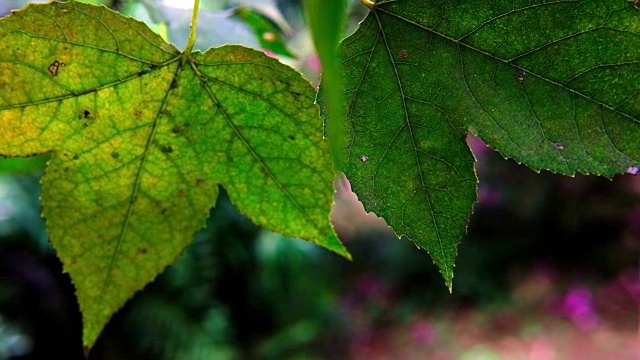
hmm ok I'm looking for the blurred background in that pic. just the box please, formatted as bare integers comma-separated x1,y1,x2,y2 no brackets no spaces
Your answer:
1,0,640,359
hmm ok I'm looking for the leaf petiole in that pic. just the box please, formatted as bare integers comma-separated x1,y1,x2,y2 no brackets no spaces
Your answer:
183,0,201,61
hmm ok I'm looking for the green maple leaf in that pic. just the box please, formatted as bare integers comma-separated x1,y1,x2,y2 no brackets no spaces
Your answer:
0,1,348,348
335,0,640,289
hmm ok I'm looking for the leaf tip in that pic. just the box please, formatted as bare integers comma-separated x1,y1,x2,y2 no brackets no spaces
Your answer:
83,346,91,359
332,240,352,261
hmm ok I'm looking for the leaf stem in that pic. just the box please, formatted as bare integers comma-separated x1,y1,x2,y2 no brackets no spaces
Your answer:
183,0,201,56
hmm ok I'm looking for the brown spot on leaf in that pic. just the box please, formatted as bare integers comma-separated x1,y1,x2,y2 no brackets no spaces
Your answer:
177,189,185,198
48,60,62,76
160,145,173,154
111,152,120,159
553,142,565,150
137,247,148,255
195,178,204,186
72,154,79,160
516,70,527,82
399,50,408,60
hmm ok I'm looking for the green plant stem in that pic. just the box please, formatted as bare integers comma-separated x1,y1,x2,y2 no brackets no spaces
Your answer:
183,0,201,58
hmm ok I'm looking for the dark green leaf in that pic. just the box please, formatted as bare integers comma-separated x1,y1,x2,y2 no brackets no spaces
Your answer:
336,0,640,288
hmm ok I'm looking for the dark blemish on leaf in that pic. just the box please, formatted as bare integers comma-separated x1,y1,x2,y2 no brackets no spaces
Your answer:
72,154,79,160
553,142,565,150
171,126,182,135
161,208,167,215
133,110,142,118
170,78,178,89
288,135,296,141
195,179,204,186
200,75,208,83
399,50,408,60
137,247,148,255
77,109,91,119
111,152,120,159
177,189,185,198
516,70,527,82
627,166,639,175
160,145,173,154
359,155,369,162
48,60,62,76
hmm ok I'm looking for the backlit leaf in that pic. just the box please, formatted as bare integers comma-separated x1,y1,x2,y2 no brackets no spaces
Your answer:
0,1,346,347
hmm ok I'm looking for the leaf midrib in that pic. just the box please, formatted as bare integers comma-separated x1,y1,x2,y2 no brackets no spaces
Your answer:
371,10,448,266
0,55,181,111
189,59,321,237
99,60,184,299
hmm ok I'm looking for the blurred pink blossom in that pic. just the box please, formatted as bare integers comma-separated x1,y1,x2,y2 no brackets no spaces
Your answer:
307,53,322,74
411,320,436,345
556,286,600,331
